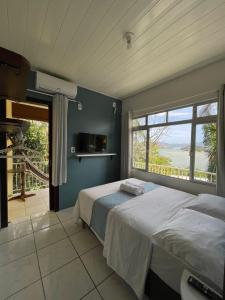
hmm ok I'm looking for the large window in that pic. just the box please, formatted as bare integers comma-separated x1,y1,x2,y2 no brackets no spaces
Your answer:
132,100,217,184
132,130,147,170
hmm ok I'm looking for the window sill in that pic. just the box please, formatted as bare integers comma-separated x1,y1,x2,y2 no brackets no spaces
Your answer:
131,168,216,187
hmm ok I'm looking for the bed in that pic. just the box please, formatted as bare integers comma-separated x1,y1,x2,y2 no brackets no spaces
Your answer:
73,178,223,299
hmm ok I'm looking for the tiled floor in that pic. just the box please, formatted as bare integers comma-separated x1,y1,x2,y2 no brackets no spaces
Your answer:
0,207,139,300
8,189,49,222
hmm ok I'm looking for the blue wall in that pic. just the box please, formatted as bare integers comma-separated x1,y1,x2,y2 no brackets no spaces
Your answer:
27,71,121,209
59,87,121,209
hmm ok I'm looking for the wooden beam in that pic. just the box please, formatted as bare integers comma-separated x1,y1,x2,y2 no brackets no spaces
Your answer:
12,102,48,122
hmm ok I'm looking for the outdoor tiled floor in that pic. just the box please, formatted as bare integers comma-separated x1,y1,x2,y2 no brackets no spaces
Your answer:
8,189,49,222
0,207,139,300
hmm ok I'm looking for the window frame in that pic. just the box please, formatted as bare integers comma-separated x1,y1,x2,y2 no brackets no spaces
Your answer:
132,99,218,185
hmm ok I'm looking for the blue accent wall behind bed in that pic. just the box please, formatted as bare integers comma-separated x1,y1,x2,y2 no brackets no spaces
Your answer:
27,71,121,209
59,86,121,209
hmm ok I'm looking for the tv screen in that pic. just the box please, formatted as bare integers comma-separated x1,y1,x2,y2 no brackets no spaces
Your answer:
77,133,107,153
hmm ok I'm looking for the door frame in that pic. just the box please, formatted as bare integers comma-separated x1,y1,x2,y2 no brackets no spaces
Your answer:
0,100,8,228
0,98,59,228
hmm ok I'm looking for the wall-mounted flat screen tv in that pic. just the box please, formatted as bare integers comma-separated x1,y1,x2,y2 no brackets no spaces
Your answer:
77,133,107,153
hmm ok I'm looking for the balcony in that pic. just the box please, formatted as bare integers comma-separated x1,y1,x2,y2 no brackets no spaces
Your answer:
133,162,216,184
11,161,49,196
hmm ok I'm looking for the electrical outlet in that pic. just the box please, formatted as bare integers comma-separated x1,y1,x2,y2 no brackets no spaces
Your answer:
71,147,76,153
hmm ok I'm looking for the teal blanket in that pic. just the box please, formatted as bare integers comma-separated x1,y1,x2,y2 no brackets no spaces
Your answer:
90,182,159,240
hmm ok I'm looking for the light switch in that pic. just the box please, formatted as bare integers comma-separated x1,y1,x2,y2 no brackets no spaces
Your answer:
71,147,76,153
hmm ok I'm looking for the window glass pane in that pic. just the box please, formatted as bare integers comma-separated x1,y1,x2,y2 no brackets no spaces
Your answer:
149,124,191,180
148,112,166,125
197,102,217,117
168,106,192,122
194,123,216,184
133,117,146,127
132,130,147,170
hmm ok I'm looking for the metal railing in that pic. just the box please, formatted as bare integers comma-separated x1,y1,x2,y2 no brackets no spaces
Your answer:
133,162,216,184
12,161,49,194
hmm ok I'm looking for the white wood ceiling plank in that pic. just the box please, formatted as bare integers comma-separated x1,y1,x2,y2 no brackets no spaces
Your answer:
6,0,28,54
64,0,137,75
77,0,200,85
35,0,71,68
66,0,159,75
56,0,115,75
98,0,225,86
41,0,92,72
23,0,50,63
0,0,9,49
116,34,225,99
1,0,225,98
73,0,178,77
87,0,181,70
107,21,225,97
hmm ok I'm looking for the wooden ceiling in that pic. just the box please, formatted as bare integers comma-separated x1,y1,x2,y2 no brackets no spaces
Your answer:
1,0,225,99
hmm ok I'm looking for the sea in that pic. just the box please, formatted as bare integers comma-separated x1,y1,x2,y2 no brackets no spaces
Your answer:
159,148,208,171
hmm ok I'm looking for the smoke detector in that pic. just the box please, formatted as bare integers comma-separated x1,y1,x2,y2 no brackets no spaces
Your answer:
123,32,134,49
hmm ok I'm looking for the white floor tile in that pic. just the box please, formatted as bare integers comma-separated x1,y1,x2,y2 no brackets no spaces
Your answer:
9,216,31,225
0,253,40,299
62,218,83,236
82,289,102,300
70,229,99,255
0,234,35,266
34,223,67,250
26,205,48,216
30,210,53,220
43,258,94,300
81,245,113,285
0,220,33,245
56,207,74,222
8,189,49,222
98,274,138,300
7,280,45,300
38,238,78,276
32,213,59,232
24,197,44,207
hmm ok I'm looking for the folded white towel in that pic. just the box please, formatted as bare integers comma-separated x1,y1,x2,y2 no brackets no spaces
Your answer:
120,181,144,196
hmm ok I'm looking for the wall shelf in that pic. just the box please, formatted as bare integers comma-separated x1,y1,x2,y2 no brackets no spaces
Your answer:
75,153,117,162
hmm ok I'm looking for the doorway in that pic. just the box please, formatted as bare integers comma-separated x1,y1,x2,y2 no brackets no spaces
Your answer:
7,100,49,222
0,98,59,227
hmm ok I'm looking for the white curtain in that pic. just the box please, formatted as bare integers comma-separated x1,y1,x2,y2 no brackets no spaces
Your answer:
217,85,225,196
52,94,68,186
121,111,132,179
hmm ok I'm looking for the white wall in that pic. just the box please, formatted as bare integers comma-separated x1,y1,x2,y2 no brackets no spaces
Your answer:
123,58,225,115
122,58,225,195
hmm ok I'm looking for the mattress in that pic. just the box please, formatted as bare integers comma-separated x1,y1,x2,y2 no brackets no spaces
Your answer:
73,178,195,296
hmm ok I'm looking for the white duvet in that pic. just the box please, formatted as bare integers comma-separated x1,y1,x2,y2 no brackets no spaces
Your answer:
153,209,225,293
103,186,194,299
73,178,145,225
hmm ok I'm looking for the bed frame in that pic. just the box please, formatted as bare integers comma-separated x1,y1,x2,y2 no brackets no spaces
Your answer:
81,219,181,300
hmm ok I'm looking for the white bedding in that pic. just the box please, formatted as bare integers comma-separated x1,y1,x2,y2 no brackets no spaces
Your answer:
73,178,145,224
153,209,225,293
103,186,194,299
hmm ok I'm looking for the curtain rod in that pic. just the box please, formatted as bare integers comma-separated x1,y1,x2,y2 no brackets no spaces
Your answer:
27,88,80,104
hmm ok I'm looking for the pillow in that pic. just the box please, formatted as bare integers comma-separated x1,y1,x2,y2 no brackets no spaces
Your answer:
185,193,225,221
153,209,225,292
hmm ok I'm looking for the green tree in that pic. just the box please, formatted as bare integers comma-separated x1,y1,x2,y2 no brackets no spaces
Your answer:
149,143,171,165
24,121,49,160
203,123,216,173
133,128,171,168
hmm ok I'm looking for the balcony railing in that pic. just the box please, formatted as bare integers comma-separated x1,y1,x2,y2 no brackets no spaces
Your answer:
12,161,49,195
133,162,216,184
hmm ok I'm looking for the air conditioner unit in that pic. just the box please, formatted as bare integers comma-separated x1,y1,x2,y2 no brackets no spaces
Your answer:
35,71,77,99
